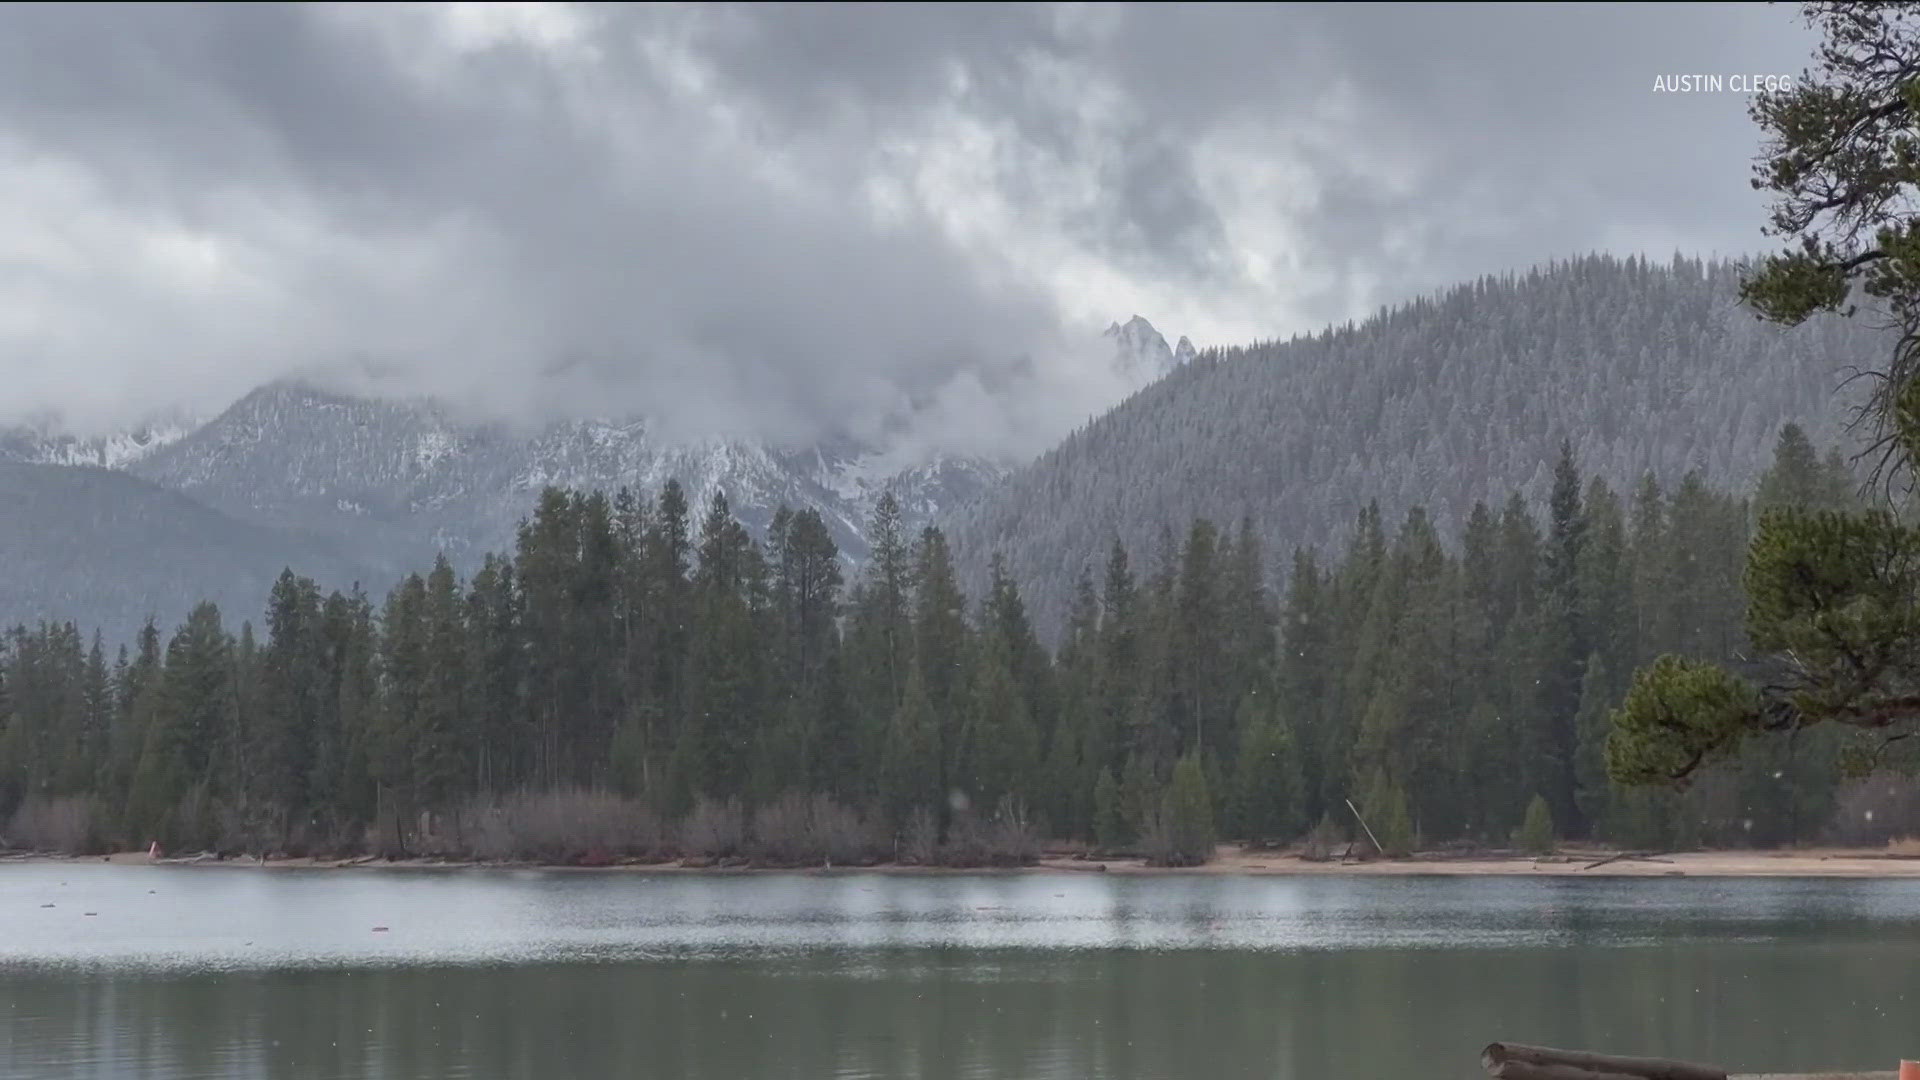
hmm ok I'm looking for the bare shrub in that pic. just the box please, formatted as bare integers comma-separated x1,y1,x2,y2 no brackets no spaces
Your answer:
167,784,220,854
365,804,411,859
936,796,1040,867
936,812,990,866
1136,802,1175,867
750,791,815,865
212,800,295,859
212,802,256,858
902,806,939,865
1299,813,1346,862
304,813,363,860
748,792,880,866
457,787,665,864
809,794,878,865
986,795,1039,864
5,795,104,854
680,796,747,859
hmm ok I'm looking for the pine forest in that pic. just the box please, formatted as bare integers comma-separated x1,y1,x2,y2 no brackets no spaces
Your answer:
3,422,1897,866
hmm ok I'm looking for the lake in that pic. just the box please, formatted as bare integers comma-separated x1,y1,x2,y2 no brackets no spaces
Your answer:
2,865,1917,1079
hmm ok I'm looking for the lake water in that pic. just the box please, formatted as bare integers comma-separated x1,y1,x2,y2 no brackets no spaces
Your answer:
2,866,1917,1079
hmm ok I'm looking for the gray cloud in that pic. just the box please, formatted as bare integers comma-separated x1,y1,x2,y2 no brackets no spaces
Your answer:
0,2,1819,455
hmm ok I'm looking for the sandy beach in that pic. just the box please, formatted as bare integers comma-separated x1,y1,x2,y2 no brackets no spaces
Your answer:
9,843,1920,878
1110,845,1920,878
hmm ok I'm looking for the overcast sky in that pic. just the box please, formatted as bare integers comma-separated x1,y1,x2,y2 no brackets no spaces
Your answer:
0,2,1820,455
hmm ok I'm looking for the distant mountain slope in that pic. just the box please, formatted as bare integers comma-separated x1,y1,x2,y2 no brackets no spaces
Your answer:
93,316,1188,581
943,255,1888,638
0,311,1187,640
122,382,1009,576
0,416,197,469
0,462,376,641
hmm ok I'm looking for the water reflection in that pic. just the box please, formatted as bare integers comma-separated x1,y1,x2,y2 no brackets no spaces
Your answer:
3,867,1918,1079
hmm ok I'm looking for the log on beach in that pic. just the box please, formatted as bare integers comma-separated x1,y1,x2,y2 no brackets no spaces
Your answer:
1482,1042,1727,1080
1579,851,1675,870
1734,1074,1897,1080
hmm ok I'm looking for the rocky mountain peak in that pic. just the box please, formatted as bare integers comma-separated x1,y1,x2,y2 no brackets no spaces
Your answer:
1104,315,1184,386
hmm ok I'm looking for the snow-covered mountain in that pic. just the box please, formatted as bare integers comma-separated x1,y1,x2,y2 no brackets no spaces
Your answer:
0,415,199,469
66,314,1182,575
0,314,1186,637
122,380,1009,576
1105,315,1195,385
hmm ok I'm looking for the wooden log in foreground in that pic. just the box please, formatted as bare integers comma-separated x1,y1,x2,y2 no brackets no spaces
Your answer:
1734,1073,1896,1080
1482,1043,1728,1080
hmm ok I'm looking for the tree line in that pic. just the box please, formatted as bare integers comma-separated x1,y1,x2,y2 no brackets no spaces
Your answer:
0,424,1864,864
1605,1,1920,803
945,253,1887,639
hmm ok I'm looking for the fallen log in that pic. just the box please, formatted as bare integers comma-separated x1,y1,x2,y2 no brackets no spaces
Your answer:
1483,1042,1727,1080
1743,1060,1904,1068
1581,851,1672,870
1345,798,1386,856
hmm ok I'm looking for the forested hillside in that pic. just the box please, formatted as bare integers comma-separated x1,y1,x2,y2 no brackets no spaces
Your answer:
0,462,376,645
4,425,1893,864
944,255,1887,636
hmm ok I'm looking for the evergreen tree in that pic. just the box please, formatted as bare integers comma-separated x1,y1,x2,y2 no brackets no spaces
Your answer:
778,509,849,798
681,492,769,804
1538,440,1588,834
1516,793,1556,855
1329,503,1390,817
228,622,263,847
1094,538,1140,784
375,575,429,850
330,586,380,835
1172,518,1227,758
958,633,1039,815
1277,547,1333,822
1156,752,1215,867
464,556,525,795
1047,567,1101,838
1572,652,1616,832
879,667,940,830
646,480,695,791
848,493,914,771
1092,766,1126,850
414,556,469,815
257,570,324,841
1756,422,1855,516
104,620,163,828
1628,473,1669,664
1230,693,1303,844
0,461,1882,863
516,488,577,786
911,527,970,832
128,603,233,849
1577,478,1633,693
79,632,109,781
1358,766,1413,857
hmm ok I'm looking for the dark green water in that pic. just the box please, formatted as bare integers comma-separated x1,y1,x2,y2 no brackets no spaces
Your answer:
2,866,1917,1078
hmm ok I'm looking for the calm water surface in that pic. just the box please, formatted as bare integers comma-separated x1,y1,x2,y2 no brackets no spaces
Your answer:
2,865,1917,1078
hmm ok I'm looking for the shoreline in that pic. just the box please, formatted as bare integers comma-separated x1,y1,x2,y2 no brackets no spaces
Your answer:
9,845,1920,879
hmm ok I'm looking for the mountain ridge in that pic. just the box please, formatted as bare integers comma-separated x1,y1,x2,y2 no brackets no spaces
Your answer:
0,460,378,642
0,316,1190,638
942,255,1888,639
